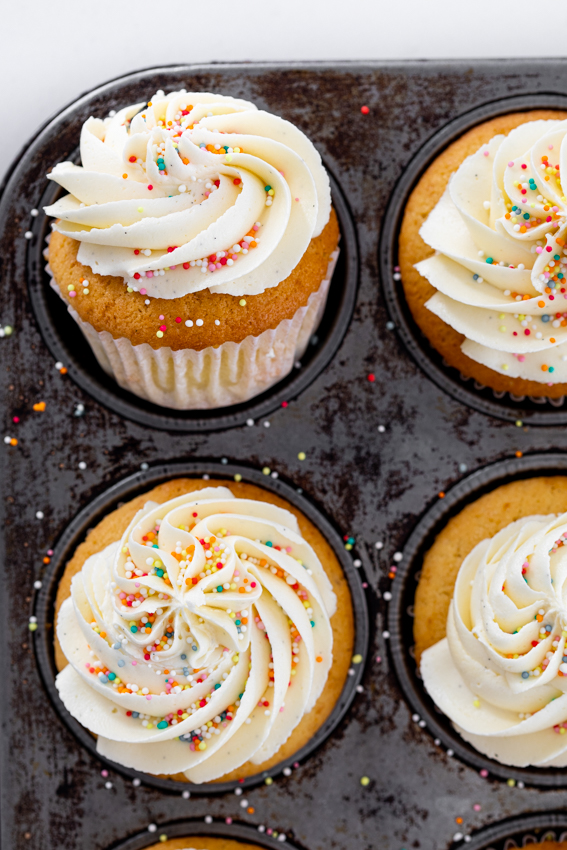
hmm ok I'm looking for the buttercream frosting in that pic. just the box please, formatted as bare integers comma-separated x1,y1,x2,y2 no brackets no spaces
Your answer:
421,511,567,766
416,119,567,384
44,90,331,300
56,486,336,781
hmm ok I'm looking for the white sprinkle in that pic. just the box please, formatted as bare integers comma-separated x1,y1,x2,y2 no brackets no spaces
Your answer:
378,425,386,433
393,552,403,562
55,361,63,370
178,184,187,193
36,511,44,519
353,559,362,568
104,781,113,790
148,824,157,833
3,436,11,444
215,319,220,325
34,580,42,589
283,767,292,776
185,320,194,327
375,541,384,550
412,714,420,722
263,421,270,428
383,591,392,601
24,231,33,240
78,461,87,470
31,209,39,217
132,778,141,787
382,630,390,639
246,419,254,426
234,787,243,796
204,816,213,824
196,319,203,326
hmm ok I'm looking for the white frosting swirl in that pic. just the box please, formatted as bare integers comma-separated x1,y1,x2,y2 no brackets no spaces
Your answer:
56,487,336,781
417,119,567,384
421,511,567,767
44,90,330,300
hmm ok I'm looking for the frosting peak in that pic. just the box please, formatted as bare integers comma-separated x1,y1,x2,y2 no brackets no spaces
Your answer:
421,511,567,767
417,119,567,383
45,90,331,300
56,487,336,781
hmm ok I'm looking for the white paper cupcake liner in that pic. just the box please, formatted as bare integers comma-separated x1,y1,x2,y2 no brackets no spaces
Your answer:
48,251,339,410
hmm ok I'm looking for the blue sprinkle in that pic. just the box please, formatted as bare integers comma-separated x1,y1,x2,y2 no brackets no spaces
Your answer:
113,642,121,649
132,711,139,718
473,274,479,281
545,624,552,631
183,667,189,676
521,671,529,679
192,645,198,651
266,541,273,547
157,720,169,729
181,654,187,660
99,674,109,684
542,315,550,323
118,659,125,667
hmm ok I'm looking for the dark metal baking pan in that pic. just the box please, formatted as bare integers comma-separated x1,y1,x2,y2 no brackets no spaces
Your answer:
34,461,369,794
380,93,567,425
388,452,567,787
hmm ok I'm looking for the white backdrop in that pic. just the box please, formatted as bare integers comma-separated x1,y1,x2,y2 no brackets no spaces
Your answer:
3,0,567,181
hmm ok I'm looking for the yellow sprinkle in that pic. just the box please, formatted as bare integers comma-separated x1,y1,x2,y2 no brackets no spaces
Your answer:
352,654,363,664
502,364,509,371
515,420,523,427
262,467,271,475
159,835,168,843
473,699,480,708
360,776,370,786
156,330,164,338
67,285,74,291
239,299,246,306
499,326,506,332
28,623,38,632
83,288,89,294
265,777,273,785
507,778,516,787
234,473,242,482
127,287,133,293
225,154,233,162
137,207,144,212
298,452,306,460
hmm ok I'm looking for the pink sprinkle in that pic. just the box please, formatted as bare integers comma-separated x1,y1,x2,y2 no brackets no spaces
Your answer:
293,762,300,768
147,184,153,190
295,197,299,201
216,262,222,269
159,325,167,331
508,161,514,167
140,288,147,295
549,145,554,150
473,804,481,811
12,416,19,423
376,656,382,663
280,706,285,712
362,582,368,588
231,254,238,261
47,549,53,556
253,224,260,231
517,355,525,362
480,769,489,778
135,582,140,588
225,818,233,825
85,663,90,668
483,150,489,156
69,291,76,297
536,246,543,253
132,661,137,666
119,592,126,599
546,245,553,252
146,271,154,278
159,314,165,320
146,694,152,700
170,265,176,270
101,770,109,778
190,743,196,751
175,317,181,323
285,546,292,553
208,263,215,271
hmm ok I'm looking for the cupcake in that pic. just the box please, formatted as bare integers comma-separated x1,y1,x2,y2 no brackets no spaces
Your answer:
399,110,567,399
45,90,339,409
54,478,354,782
144,839,270,850
415,476,567,767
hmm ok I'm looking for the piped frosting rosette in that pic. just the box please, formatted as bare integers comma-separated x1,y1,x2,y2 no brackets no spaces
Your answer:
421,511,567,767
56,486,336,782
44,89,331,299
416,119,567,384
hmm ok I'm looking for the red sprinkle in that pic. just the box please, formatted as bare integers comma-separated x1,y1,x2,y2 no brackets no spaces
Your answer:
281,401,288,408
160,325,167,331
147,184,153,191
367,373,375,382
134,273,141,280
175,317,182,323
129,156,137,163
524,329,531,335
233,178,242,185
134,249,140,255
361,105,370,114
183,262,190,269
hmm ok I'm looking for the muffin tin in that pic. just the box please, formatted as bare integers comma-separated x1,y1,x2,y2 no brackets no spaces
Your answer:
4,60,567,850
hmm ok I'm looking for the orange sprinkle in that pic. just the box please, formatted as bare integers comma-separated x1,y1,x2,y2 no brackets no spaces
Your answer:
542,365,549,372
9,438,17,446
538,301,545,308
522,294,530,301
238,587,245,593
439,491,445,499
59,367,67,374
551,337,556,343
515,451,523,458
316,656,323,662
122,173,128,179
456,818,463,825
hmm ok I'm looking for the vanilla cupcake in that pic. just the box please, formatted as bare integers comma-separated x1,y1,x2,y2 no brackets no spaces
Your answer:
54,478,354,782
144,839,270,850
415,476,567,768
45,90,339,409
399,110,567,399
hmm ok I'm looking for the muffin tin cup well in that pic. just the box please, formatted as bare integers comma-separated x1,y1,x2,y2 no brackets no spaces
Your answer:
19,73,358,432
34,460,369,795
460,813,567,850
388,452,567,787
111,817,300,850
379,92,567,426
